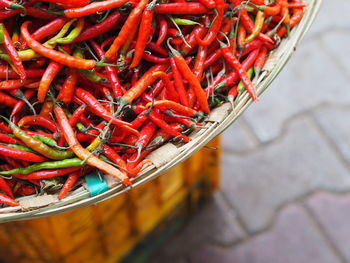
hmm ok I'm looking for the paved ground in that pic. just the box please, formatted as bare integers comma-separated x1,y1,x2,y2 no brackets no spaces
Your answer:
149,1,350,262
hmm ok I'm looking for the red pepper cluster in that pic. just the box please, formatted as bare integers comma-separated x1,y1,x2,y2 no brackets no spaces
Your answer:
0,0,304,206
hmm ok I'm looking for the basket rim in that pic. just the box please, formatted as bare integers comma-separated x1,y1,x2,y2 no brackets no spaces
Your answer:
0,0,322,223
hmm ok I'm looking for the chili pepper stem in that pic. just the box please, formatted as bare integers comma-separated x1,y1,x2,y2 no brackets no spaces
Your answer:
10,2,26,14
254,68,261,79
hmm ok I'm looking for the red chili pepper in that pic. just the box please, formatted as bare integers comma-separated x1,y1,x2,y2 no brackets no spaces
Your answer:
14,166,82,180
277,1,304,38
132,119,157,155
146,42,169,57
237,24,246,55
181,24,207,55
0,176,14,199
26,6,60,20
142,53,169,64
278,0,290,32
40,101,54,119
195,0,224,46
168,42,210,113
0,79,39,90
0,66,45,79
73,11,121,43
91,40,124,98
127,156,153,176
0,193,19,206
18,115,57,133
0,23,26,80
74,88,139,136
14,184,36,196
169,57,189,107
21,21,105,70
0,91,17,107
105,0,149,60
155,16,168,46
254,46,268,78
0,144,47,162
155,3,209,14
130,111,149,129
203,49,222,69
252,3,281,16
58,172,78,200
31,17,69,42
118,64,168,108
197,0,215,9
148,110,189,142
130,0,157,68
206,48,260,96
68,105,87,127
38,61,63,102
0,122,12,133
54,106,132,185
0,0,25,12
102,145,127,173
0,133,23,145
152,71,179,103
40,0,89,8
11,89,36,117
60,0,129,18
57,67,78,104
230,0,274,44
148,100,199,117
192,45,207,80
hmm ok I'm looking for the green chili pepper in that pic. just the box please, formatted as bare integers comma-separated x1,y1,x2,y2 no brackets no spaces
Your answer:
55,18,85,44
48,18,78,45
0,24,5,44
173,18,200,26
78,69,107,83
33,135,66,149
72,48,107,83
2,117,75,160
0,134,104,175
237,67,254,96
0,158,84,175
64,109,87,133
244,11,265,43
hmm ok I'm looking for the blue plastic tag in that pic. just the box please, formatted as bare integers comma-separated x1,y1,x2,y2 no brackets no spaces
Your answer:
85,173,109,197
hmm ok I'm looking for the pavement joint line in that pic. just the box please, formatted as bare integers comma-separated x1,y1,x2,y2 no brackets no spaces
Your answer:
217,190,251,238
208,191,249,247
223,101,350,157
309,111,350,172
223,110,314,157
301,202,347,263
223,188,350,241
239,117,261,146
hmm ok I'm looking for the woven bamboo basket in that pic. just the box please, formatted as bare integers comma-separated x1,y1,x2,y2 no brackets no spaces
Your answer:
0,0,321,222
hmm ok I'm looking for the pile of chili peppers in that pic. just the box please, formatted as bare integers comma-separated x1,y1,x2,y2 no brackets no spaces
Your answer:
0,0,304,207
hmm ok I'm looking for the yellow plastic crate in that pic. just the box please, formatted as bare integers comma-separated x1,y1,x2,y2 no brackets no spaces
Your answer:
0,137,220,263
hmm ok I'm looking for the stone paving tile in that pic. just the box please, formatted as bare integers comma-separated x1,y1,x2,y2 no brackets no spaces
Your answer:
320,30,350,77
148,192,245,263
221,116,350,233
306,192,350,262
313,106,350,163
188,204,342,263
242,36,350,143
306,0,350,40
222,117,259,154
